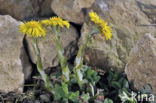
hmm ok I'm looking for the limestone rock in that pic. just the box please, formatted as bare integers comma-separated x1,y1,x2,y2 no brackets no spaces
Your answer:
0,0,54,20
125,34,156,94
135,0,156,23
39,0,54,17
20,46,32,81
51,0,95,24
81,23,125,71
0,15,24,93
26,26,78,69
80,0,156,71
0,0,39,20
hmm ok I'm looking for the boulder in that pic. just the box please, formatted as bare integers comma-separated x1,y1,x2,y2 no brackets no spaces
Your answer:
81,23,123,71
0,0,54,20
80,0,156,72
51,0,95,24
26,26,78,69
39,0,54,17
0,15,24,93
0,0,39,20
125,34,156,94
135,0,156,23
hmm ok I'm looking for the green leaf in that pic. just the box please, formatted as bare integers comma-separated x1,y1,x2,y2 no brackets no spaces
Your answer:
112,72,119,81
70,76,77,83
50,71,62,78
107,71,114,82
141,84,152,94
54,84,63,100
68,91,79,102
54,83,69,102
104,98,113,103
110,81,121,89
119,78,129,89
120,88,130,96
62,83,69,96
82,65,90,73
81,93,90,102
86,67,100,85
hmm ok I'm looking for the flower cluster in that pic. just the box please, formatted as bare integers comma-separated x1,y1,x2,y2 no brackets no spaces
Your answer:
89,12,113,40
18,13,113,103
20,20,46,38
20,17,70,38
41,17,70,28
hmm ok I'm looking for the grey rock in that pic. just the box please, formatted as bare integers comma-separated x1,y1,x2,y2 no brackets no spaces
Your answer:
125,34,156,95
0,15,24,93
20,46,32,81
80,0,156,72
135,0,156,23
0,0,54,20
39,0,54,17
40,94,51,103
0,0,39,20
51,0,95,24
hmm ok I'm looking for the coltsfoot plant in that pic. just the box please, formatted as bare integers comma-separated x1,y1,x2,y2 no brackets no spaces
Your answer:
19,11,113,103
41,17,70,83
20,21,53,92
73,11,113,89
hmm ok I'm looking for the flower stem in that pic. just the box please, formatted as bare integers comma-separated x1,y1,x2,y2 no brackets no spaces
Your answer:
74,33,91,88
32,38,53,92
52,27,70,83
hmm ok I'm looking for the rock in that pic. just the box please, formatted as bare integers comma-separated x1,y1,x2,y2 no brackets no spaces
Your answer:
135,0,156,23
39,0,54,17
0,0,54,20
0,0,39,20
125,34,156,94
20,46,32,81
51,0,95,24
26,25,78,69
80,0,156,72
81,23,124,71
0,15,24,93
40,94,51,103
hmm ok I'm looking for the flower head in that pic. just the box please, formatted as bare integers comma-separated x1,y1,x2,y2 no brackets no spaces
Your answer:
89,12,112,40
41,17,70,29
89,12,101,24
20,20,46,38
99,20,113,40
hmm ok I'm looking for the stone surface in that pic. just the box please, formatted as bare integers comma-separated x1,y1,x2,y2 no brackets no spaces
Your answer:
0,0,54,20
40,94,51,102
0,0,39,20
135,0,156,23
80,0,156,72
51,0,95,24
26,25,78,69
20,46,32,81
125,34,156,94
0,15,24,93
39,0,54,17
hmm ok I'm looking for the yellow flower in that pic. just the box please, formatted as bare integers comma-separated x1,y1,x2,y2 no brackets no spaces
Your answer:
20,20,46,38
40,19,51,26
100,20,113,40
89,12,113,40
89,12,101,24
41,17,70,29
